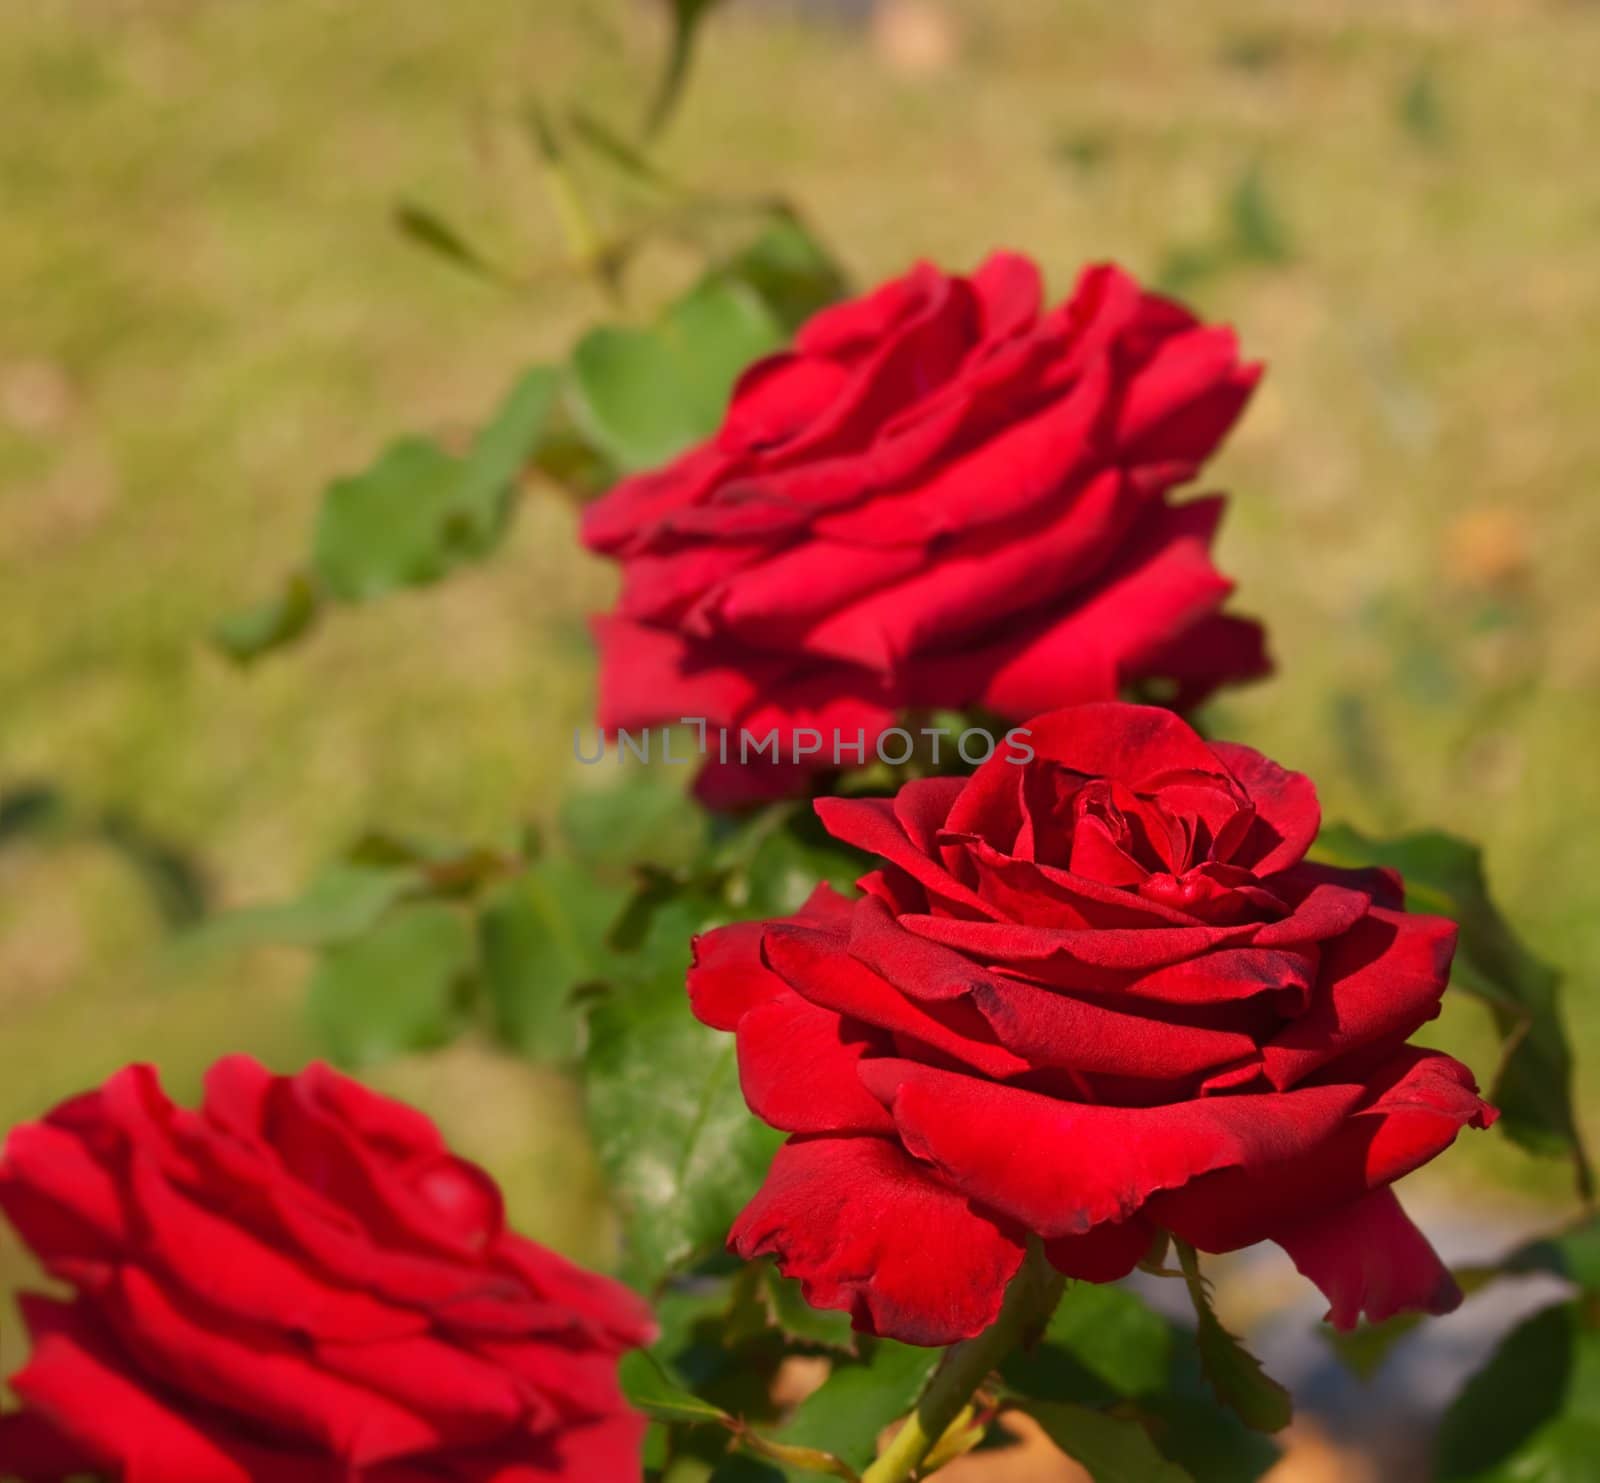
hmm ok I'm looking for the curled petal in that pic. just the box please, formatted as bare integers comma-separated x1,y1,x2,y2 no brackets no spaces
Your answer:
1275,1188,1462,1330
730,1135,1026,1346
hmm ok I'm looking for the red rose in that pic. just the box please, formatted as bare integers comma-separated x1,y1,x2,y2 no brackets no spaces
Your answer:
688,703,1495,1345
0,1059,654,1483
582,254,1268,805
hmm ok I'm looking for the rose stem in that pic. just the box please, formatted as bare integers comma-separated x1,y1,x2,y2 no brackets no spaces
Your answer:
860,1241,1065,1483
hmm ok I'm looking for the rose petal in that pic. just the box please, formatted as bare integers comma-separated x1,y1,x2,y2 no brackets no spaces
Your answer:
857,1057,1377,1238
1275,1188,1462,1330
814,796,1001,918
99,1267,444,1466
8,1297,284,1483
687,920,787,1031
1044,1217,1155,1283
730,1135,1026,1345
966,973,1260,1086
1208,741,1321,875
124,1150,423,1342
734,991,896,1134
764,923,1031,1079
1151,1048,1496,1252
1240,908,1456,1092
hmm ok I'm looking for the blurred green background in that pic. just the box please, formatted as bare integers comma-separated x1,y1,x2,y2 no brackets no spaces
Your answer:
3,0,1599,1395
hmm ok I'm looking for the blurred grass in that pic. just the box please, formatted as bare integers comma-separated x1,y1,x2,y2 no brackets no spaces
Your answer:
3,0,1600,1381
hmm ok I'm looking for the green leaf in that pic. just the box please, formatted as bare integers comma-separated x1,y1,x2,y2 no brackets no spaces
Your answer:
660,278,784,425
1435,1302,1600,1482
1189,1301,1292,1436
715,216,849,335
560,771,709,880
583,967,782,1286
1311,824,1591,1192
620,1348,734,1426
1505,1217,1600,1292
1006,1281,1276,1483
1177,1244,1292,1434
311,368,555,604
777,1341,941,1473
1227,165,1293,265
567,105,684,193
307,901,475,1067
530,388,619,499
736,811,866,918
710,1459,788,1483
393,200,509,284
1140,1334,1281,1483
761,1266,858,1355
1027,1400,1195,1483
569,279,783,471
477,858,629,1060
1004,1283,1173,1407
312,437,463,601
569,325,704,472
446,366,560,552
182,863,417,954
211,571,320,663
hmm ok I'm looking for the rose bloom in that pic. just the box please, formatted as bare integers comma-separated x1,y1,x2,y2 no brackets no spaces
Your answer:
582,252,1268,805
0,1059,653,1483
688,704,1496,1345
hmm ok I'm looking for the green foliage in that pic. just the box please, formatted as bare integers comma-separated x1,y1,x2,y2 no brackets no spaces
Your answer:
210,571,318,663
583,962,783,1290
184,862,416,953
1157,163,1294,296
1004,1281,1278,1483
759,1265,858,1356
715,216,850,337
312,436,465,600
776,1341,940,1474
1141,1336,1282,1483
1175,1244,1292,1435
569,277,783,471
1435,1303,1600,1482
477,858,629,1059
571,796,872,1275
1313,823,1593,1195
622,1348,737,1426
212,211,844,663
561,767,710,880
1505,1215,1600,1291
1227,165,1294,266
734,809,867,917
392,200,511,284
215,366,557,659
623,1268,876,1480
312,365,558,600
1004,1282,1173,1405
1028,1401,1194,1483
306,900,475,1066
